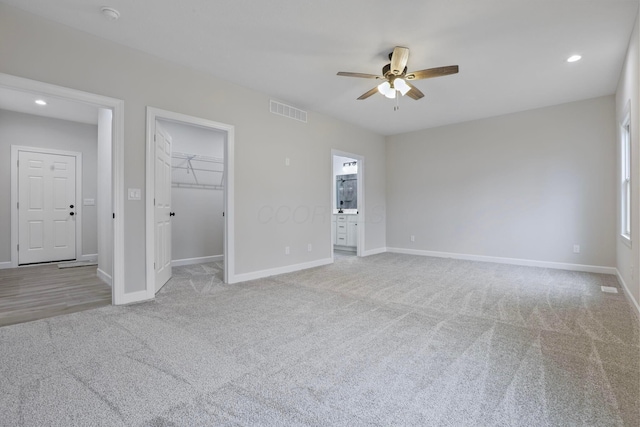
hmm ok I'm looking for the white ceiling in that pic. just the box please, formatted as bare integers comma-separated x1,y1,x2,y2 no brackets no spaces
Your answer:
2,0,637,135
0,86,98,125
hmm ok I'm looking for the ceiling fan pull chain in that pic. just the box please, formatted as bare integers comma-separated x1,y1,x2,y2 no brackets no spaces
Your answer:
394,94,400,111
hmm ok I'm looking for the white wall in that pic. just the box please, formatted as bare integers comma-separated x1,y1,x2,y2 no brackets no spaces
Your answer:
97,108,112,283
616,11,640,313
158,119,224,262
0,4,386,292
386,96,616,268
0,109,98,262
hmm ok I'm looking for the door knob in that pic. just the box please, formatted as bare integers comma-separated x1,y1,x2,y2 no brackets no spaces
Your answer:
169,212,175,216
70,212,75,216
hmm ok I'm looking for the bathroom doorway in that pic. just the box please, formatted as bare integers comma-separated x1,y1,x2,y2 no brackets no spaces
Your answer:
331,150,364,259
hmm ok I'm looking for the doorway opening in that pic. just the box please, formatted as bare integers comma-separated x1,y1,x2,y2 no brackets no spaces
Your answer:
331,150,365,260
146,108,235,298
0,72,125,311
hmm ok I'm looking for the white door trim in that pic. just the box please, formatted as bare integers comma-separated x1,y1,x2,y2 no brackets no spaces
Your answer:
146,107,235,298
0,73,126,304
11,146,83,266
330,149,365,259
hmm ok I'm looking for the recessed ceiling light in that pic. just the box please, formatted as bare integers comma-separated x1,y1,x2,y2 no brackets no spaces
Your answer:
35,99,47,106
567,55,582,63
100,7,120,21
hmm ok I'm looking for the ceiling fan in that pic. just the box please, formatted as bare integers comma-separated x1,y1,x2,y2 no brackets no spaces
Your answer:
337,46,459,102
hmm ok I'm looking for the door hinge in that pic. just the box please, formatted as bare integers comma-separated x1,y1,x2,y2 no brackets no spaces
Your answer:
112,213,115,219
223,211,225,217
154,198,156,206
17,244,19,252
16,202,19,209
154,134,156,142
154,262,156,269
16,160,19,167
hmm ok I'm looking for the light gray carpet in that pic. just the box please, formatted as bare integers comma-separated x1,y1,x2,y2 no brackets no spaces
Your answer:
1,253,638,426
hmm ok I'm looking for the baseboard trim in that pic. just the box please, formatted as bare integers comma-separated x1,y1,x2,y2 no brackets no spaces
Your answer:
172,255,223,267
0,261,12,270
119,289,151,305
96,268,113,287
362,247,387,256
78,254,98,262
386,247,617,275
615,269,640,320
230,258,333,284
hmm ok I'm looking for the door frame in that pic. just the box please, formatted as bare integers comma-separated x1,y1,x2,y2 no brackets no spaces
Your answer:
11,146,83,266
145,107,235,299
0,73,126,304
330,149,365,259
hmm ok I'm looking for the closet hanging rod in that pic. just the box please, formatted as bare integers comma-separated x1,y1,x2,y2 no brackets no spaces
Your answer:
172,182,223,190
172,165,223,173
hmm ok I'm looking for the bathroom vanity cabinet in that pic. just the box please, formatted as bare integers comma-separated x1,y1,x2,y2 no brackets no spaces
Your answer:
332,214,357,251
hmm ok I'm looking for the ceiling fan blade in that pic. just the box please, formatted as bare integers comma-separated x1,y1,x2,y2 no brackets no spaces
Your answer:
405,65,459,80
357,86,380,100
337,72,381,79
390,46,410,75
405,82,424,100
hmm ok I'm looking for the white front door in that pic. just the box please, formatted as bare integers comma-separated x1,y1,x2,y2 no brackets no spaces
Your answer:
154,123,173,292
18,151,77,265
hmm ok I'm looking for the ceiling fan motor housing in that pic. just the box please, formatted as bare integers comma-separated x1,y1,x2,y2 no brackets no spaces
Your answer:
382,63,407,77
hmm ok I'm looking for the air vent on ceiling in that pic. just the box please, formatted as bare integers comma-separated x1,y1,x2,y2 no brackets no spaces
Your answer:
270,100,307,123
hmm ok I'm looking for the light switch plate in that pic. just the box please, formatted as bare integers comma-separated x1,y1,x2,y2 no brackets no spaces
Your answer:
128,188,141,200
83,198,95,206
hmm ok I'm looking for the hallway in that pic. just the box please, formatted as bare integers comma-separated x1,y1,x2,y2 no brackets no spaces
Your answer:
0,264,111,327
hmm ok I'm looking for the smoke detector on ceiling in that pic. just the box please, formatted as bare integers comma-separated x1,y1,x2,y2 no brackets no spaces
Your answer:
100,7,120,21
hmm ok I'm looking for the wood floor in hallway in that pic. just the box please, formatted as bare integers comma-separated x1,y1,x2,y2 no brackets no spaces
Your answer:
0,264,111,327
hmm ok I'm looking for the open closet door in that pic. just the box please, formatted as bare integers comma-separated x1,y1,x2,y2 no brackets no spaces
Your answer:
154,123,172,292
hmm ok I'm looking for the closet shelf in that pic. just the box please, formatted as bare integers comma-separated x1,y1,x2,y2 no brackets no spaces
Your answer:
172,151,223,164
171,151,224,190
172,182,224,190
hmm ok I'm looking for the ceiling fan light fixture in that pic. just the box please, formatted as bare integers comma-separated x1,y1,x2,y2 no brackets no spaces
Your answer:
385,88,396,99
394,78,410,96
377,81,391,95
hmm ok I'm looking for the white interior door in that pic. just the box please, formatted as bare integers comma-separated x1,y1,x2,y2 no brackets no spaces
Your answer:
18,151,76,264
154,123,173,292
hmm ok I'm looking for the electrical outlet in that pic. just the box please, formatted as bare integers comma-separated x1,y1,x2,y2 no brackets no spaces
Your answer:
285,246,290,255
410,235,415,242
307,243,312,252
573,244,580,254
